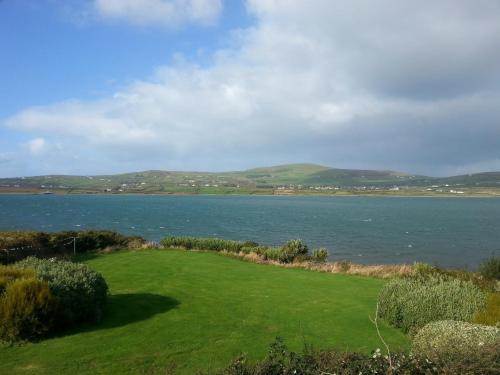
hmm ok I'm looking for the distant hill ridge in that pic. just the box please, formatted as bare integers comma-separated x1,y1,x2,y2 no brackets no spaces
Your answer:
1,163,500,193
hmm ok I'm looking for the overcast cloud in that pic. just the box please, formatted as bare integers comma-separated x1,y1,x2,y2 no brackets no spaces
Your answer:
3,0,500,177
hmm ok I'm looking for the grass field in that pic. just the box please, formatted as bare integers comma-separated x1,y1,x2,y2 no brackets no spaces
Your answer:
0,250,408,374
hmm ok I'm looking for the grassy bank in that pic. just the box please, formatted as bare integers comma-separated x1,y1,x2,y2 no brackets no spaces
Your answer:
0,249,408,374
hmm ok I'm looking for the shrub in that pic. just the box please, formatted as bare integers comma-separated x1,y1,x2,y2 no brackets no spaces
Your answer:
479,256,500,280
48,230,144,254
213,338,439,375
474,293,500,326
15,257,108,326
0,277,56,342
311,248,329,263
213,337,500,375
0,230,145,264
378,276,486,333
412,320,500,363
278,239,308,264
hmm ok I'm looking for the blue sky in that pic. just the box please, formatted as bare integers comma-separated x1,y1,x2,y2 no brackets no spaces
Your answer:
0,0,251,117
1,0,500,177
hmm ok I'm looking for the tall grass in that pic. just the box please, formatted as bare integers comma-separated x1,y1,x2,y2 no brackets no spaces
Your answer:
160,236,246,253
160,236,327,265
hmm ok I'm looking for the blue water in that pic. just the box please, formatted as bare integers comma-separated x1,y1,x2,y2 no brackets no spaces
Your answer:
0,194,499,269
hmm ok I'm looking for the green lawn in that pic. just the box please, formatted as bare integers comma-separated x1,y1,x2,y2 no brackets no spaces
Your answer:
0,250,408,374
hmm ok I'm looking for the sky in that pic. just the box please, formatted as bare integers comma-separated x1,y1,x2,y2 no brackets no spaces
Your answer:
1,0,500,177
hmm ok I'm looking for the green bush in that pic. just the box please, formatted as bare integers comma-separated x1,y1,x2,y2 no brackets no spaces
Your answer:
412,320,500,362
278,239,308,264
214,337,500,375
16,257,108,326
214,338,438,375
0,230,145,264
311,248,329,263
378,276,486,333
479,256,500,280
0,277,56,342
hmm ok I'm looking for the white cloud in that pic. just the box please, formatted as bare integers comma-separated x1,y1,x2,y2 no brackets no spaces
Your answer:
27,138,48,156
94,0,222,27
4,0,500,176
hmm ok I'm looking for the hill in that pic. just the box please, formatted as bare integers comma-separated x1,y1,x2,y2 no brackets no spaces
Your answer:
0,249,408,374
0,163,499,195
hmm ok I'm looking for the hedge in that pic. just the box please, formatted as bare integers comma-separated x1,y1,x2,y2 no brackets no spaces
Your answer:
378,276,486,333
15,257,108,326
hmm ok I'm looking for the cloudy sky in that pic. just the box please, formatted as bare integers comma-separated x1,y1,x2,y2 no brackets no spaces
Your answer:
1,0,500,177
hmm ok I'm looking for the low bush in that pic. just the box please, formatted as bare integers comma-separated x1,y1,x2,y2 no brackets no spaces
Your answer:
16,257,108,326
412,320,500,364
55,230,144,253
278,239,308,264
474,293,500,326
213,337,499,375
378,276,486,333
479,256,500,280
0,273,56,342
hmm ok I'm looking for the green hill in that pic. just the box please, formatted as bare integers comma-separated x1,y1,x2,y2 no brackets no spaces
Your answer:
0,163,499,194
0,249,408,374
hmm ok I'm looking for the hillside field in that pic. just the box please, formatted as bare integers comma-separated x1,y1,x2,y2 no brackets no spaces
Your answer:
0,250,408,374
2,163,500,195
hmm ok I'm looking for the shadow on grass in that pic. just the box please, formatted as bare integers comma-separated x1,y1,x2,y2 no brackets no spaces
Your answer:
67,293,180,335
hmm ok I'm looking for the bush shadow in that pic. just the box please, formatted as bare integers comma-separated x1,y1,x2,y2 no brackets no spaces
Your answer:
67,293,179,335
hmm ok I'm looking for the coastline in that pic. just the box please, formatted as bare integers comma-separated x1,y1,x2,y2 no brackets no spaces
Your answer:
0,189,499,198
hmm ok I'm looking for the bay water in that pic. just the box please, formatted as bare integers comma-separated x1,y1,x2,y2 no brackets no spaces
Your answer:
1,194,499,269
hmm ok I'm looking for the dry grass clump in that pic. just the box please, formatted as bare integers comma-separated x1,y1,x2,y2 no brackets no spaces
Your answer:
224,250,414,278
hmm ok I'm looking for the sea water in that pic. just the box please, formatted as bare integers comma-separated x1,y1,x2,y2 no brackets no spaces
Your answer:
1,194,499,269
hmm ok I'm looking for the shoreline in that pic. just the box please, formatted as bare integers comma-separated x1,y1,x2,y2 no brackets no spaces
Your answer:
0,190,499,198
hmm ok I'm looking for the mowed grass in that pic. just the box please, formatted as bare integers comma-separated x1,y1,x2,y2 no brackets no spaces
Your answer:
0,250,408,374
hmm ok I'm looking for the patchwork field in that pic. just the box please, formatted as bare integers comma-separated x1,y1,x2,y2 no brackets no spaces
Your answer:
0,250,408,374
